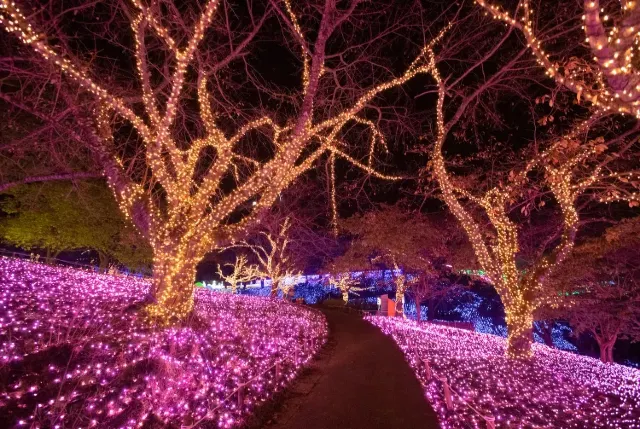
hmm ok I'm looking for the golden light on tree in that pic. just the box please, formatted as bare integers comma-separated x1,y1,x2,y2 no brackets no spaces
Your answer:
423,38,640,358
239,217,301,298
389,266,416,318
327,273,362,304
477,0,640,117
0,0,448,321
217,254,260,294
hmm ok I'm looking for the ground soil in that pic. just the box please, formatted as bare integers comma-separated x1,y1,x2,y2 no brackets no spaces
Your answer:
253,308,440,429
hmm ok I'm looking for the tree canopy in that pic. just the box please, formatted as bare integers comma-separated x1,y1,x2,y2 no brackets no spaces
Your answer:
0,180,152,270
333,204,474,274
547,218,640,361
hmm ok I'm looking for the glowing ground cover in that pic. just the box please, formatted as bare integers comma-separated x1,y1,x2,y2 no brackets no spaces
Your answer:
365,316,640,429
0,258,327,428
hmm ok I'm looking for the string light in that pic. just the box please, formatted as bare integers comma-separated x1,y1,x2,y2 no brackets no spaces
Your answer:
0,257,327,428
329,153,338,236
391,272,410,317
0,0,447,322
282,0,309,93
327,273,365,304
217,255,261,294
239,218,302,298
424,32,637,357
476,0,640,117
387,262,420,318
367,316,640,428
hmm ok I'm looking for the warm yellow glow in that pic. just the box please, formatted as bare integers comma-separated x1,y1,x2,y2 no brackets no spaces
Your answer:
328,273,364,304
421,38,632,358
0,0,448,321
241,217,301,297
477,0,640,118
217,255,260,294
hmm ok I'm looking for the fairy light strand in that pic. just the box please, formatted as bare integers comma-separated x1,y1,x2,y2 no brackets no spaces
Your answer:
424,35,638,358
0,0,452,322
0,257,327,428
367,315,640,429
476,0,640,117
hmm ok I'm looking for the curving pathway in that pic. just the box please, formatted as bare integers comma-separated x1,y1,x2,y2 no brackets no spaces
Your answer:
264,308,440,429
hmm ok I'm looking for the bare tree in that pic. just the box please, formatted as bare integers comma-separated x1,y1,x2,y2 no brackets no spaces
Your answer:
415,1,640,357
217,254,260,294
241,217,301,297
0,0,449,320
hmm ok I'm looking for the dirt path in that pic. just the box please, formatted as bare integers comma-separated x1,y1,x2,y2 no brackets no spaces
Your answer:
265,308,440,429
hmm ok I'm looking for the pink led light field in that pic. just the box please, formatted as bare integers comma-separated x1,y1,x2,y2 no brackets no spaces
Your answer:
366,315,640,429
0,258,327,428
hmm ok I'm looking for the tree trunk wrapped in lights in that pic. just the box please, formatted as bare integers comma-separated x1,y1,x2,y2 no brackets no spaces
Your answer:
0,0,448,321
238,217,301,298
217,255,260,294
152,245,199,315
393,274,408,317
423,41,640,358
391,266,423,318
